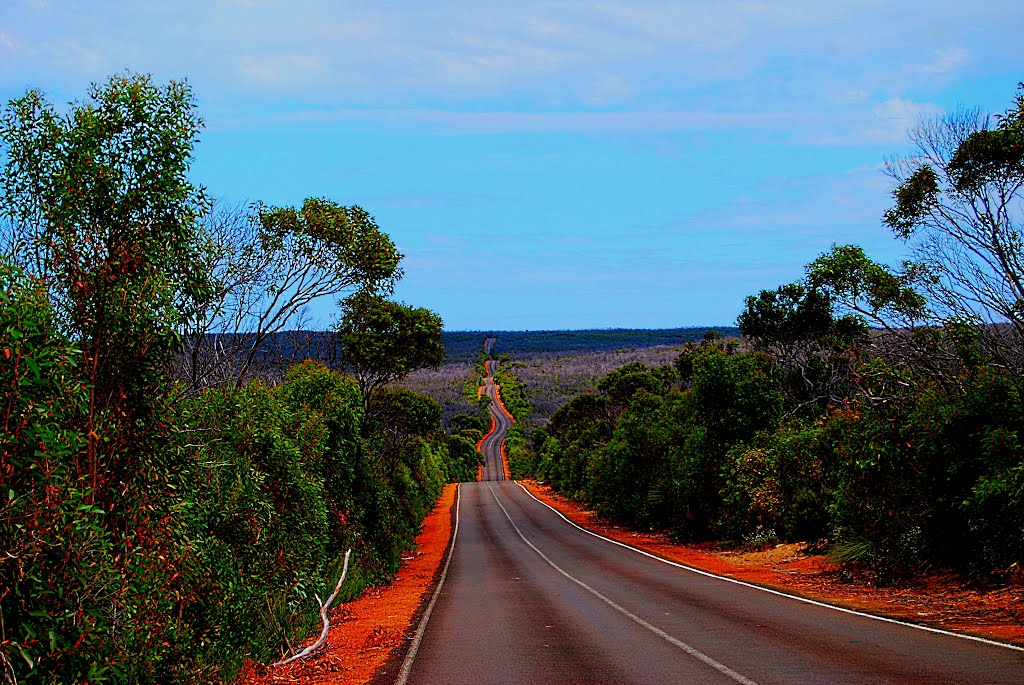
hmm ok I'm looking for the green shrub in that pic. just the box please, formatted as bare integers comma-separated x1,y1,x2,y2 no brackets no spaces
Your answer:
1,261,112,683
828,363,1024,578
720,420,837,543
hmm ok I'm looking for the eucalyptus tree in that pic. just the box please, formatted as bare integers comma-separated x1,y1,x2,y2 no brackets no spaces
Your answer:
0,72,214,493
883,86,1024,366
178,198,402,390
336,291,445,408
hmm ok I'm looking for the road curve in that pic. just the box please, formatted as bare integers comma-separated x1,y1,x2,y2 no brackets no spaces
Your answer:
478,359,513,481
392,480,1024,684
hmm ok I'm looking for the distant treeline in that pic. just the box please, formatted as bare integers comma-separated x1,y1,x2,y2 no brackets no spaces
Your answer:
222,327,741,369
442,327,740,361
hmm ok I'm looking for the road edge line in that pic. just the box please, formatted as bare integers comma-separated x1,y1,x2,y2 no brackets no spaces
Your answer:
394,483,462,685
488,484,758,685
515,482,1024,653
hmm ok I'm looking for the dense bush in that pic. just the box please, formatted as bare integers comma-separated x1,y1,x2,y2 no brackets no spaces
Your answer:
0,71,467,682
720,420,837,543
827,362,1024,579
2,313,468,683
524,345,787,540
1,263,105,682
523,337,1024,579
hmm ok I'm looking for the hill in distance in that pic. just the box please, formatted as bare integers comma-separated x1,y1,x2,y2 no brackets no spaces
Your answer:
242,326,739,367
442,327,739,363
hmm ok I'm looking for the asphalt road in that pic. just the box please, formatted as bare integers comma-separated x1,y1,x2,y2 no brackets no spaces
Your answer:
391,478,1024,684
478,360,512,482
386,348,1024,683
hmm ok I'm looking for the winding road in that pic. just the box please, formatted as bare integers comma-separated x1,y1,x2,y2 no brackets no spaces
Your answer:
477,358,513,482
387,348,1024,684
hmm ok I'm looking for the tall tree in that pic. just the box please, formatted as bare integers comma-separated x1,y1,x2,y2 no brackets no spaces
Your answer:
0,72,213,497
883,86,1024,365
177,198,402,390
336,291,444,407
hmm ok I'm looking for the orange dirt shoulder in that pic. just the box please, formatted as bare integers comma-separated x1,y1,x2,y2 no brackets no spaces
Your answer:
236,483,458,685
519,480,1024,647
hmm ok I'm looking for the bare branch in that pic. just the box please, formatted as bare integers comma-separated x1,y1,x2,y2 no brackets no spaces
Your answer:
273,548,352,667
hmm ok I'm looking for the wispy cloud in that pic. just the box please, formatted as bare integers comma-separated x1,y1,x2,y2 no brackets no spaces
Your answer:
918,47,969,75
3,1,1017,110
805,97,945,146
211,106,795,135
235,53,326,87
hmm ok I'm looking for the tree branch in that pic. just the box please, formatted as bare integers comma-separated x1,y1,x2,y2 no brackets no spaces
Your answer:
273,548,352,667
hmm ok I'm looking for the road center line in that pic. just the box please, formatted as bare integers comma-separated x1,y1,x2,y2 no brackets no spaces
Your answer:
487,484,759,685
395,483,462,685
515,481,1024,653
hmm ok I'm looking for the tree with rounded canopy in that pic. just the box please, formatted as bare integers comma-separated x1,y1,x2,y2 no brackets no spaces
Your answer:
179,197,403,390
805,245,927,330
738,279,867,413
336,291,444,407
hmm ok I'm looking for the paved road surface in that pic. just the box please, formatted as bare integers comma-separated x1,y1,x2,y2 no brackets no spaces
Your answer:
478,360,512,482
387,351,1024,683
391,485,1023,684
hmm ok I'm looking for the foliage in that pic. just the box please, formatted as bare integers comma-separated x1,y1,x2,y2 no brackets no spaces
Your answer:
806,245,927,329
827,362,1024,579
523,332,1024,578
491,360,531,422
337,291,444,407
1,260,105,683
739,282,866,352
0,72,455,684
739,281,866,414
0,74,217,684
178,198,403,391
0,72,212,330
596,362,665,407
720,420,837,543
367,387,443,469
526,348,785,539
0,73,215,516
882,89,1024,367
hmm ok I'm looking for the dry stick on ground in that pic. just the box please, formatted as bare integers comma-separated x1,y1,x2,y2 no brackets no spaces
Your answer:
273,549,352,667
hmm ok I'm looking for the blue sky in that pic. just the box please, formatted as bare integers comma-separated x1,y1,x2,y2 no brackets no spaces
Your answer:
2,1,1023,330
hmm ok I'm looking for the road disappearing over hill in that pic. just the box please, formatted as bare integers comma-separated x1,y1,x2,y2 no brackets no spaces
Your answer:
389,352,1024,684
477,359,512,481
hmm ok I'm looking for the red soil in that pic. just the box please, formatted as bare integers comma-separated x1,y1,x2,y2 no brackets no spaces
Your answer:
520,480,1024,647
236,484,458,685
475,374,513,481
491,385,513,480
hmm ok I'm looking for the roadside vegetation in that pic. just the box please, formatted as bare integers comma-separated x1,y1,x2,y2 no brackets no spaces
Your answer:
0,73,474,684
517,86,1024,584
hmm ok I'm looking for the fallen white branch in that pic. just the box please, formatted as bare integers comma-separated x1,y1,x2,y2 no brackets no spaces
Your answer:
273,548,352,667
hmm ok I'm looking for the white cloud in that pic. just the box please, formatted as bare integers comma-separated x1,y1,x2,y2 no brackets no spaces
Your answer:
804,97,945,146
919,47,969,75
1,1,1020,142
236,53,325,87
869,97,944,141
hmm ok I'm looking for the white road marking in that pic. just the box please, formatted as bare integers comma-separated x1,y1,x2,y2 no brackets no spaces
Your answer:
516,481,1024,653
488,484,759,685
395,484,462,685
